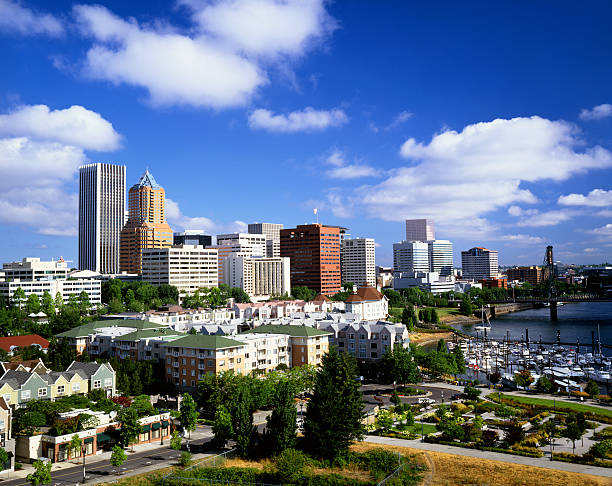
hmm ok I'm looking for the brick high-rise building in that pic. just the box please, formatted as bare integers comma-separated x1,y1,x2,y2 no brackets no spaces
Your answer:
405,219,435,242
119,170,173,274
280,224,341,295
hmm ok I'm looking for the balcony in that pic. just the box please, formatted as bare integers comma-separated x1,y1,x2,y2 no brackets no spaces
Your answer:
198,365,205,370
143,346,152,351
171,351,179,357
197,353,206,359
119,345,131,351
173,362,179,367
144,356,152,361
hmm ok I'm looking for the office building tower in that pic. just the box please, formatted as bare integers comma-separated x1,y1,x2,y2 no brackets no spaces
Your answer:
119,170,173,274
173,231,212,248
248,223,283,258
405,219,435,242
393,241,429,273
280,224,341,295
223,254,291,301
341,238,376,288
212,233,266,283
506,266,543,285
142,245,218,298
461,247,499,280
428,240,454,277
78,163,126,274
2,257,69,281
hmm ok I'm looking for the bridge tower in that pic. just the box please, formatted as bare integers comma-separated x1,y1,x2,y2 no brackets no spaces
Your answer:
543,245,558,321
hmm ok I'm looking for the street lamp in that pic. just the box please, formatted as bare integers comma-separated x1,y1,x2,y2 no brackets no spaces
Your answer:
82,442,87,483
421,421,424,442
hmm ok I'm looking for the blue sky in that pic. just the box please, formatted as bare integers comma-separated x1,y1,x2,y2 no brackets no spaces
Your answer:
0,0,611,267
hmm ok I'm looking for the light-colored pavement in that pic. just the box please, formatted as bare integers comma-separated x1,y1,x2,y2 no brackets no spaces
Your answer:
364,435,612,478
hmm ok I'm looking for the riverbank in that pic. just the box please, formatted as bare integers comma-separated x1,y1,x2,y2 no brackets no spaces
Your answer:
410,330,456,346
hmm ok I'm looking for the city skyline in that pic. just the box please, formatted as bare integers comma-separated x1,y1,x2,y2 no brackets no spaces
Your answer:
1,1,612,266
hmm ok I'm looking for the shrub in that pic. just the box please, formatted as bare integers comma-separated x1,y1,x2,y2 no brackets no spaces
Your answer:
179,451,192,467
275,449,307,484
14,462,23,471
481,429,499,447
589,439,612,459
572,391,589,399
597,395,611,403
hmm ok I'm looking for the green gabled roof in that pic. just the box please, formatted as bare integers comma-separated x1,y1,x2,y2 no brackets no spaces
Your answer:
56,319,166,339
115,328,185,342
242,325,331,337
161,334,244,350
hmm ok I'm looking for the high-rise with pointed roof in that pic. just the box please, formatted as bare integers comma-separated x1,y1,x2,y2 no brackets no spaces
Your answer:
119,170,173,274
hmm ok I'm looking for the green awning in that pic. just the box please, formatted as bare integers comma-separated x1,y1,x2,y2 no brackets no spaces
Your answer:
141,424,151,432
161,420,169,427
152,422,161,430
84,437,94,444
96,433,111,442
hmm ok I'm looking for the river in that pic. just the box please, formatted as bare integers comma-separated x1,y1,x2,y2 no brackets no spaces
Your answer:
454,302,612,354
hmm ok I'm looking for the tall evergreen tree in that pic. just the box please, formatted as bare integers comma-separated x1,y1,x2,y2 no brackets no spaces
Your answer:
232,384,254,457
304,348,364,461
212,405,233,449
265,379,297,455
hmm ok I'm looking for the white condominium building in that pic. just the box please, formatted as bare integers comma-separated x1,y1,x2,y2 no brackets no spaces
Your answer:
141,245,218,298
223,254,291,301
232,333,290,373
79,163,126,274
212,233,266,283
0,279,101,306
2,257,69,281
248,223,283,258
393,241,429,273
428,240,454,277
405,219,435,242
341,238,376,288
461,247,499,280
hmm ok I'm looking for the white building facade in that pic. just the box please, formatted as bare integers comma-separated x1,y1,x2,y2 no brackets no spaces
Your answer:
223,254,291,301
428,240,454,277
212,233,266,283
2,258,69,281
341,238,376,288
393,241,429,273
0,279,102,305
141,245,218,297
248,223,283,258
78,163,126,274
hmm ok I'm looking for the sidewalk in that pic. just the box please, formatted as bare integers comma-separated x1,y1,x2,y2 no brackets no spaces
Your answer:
364,435,612,478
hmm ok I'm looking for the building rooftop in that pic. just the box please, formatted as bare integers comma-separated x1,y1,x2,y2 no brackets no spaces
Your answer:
134,169,161,189
244,324,331,337
0,334,50,352
56,319,165,339
161,334,243,349
345,285,384,303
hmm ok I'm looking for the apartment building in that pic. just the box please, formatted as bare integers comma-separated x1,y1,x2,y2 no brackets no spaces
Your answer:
78,163,126,274
341,238,376,288
0,278,102,306
244,324,331,367
280,224,342,295
223,254,291,301
405,219,435,242
119,170,173,274
232,333,290,374
461,247,499,280
344,285,389,321
248,223,283,258
212,233,266,283
2,257,69,281
162,335,246,389
320,321,410,360
141,244,219,298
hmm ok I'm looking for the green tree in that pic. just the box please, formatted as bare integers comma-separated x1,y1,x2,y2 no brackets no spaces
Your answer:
131,395,155,417
12,287,26,309
232,384,254,457
78,291,91,316
514,370,534,390
69,434,82,459
431,308,439,324
107,298,124,314
26,459,52,486
564,422,583,454
463,385,481,401
118,407,140,450
170,430,182,451
275,449,306,484
459,297,473,316
452,345,466,375
382,344,420,386
40,291,55,317
212,405,233,449
0,448,9,470
265,379,297,455
304,348,364,461
110,444,127,467
179,451,192,467
586,380,599,398
26,294,41,314
54,292,64,310
180,393,198,439
401,307,413,330
536,375,553,393
291,286,317,302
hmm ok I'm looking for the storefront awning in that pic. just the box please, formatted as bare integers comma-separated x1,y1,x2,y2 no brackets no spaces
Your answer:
161,420,169,427
84,437,94,444
96,432,111,442
152,422,161,430
141,424,151,433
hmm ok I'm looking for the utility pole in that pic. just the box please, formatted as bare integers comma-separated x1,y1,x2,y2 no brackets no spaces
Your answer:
82,441,87,483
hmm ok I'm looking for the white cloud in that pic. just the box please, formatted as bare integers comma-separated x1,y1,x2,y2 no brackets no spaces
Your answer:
507,205,538,217
186,0,336,58
502,234,545,246
248,107,348,133
0,104,121,236
0,0,63,36
579,103,612,121
584,248,598,253
166,198,247,236
385,110,413,130
558,188,612,207
339,116,612,238
326,149,347,167
73,1,335,109
589,224,612,239
509,208,579,227
0,105,121,151
328,165,379,179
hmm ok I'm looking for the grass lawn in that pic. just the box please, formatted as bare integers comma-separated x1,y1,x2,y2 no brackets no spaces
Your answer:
407,423,437,435
493,393,612,418
435,307,461,317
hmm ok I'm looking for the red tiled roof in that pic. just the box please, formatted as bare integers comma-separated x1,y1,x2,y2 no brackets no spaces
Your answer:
313,294,331,302
344,284,384,303
0,335,49,353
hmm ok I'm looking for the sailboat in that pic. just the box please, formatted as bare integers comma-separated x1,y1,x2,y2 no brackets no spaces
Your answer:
474,305,492,332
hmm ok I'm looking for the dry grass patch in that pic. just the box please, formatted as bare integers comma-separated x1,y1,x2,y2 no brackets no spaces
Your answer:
350,443,612,486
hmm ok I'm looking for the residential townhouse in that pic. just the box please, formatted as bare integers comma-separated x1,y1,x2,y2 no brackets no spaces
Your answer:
344,285,389,321
318,321,410,361
0,397,14,470
66,362,116,397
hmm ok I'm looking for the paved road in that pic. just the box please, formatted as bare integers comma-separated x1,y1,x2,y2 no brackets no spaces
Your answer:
364,435,612,478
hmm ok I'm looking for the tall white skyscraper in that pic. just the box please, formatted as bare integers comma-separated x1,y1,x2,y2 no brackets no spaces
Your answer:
428,240,454,277
405,219,435,242
341,238,376,288
248,223,283,258
79,163,126,274
393,241,430,273
212,233,266,283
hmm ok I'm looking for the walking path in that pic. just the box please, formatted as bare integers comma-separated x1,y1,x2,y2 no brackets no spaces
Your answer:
364,435,612,478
